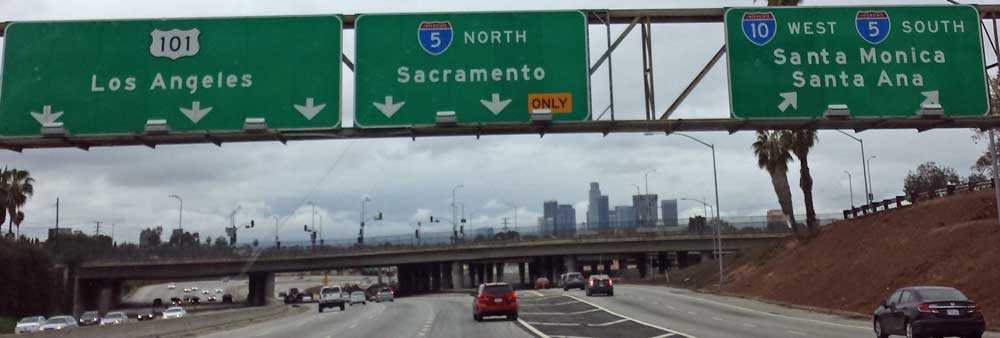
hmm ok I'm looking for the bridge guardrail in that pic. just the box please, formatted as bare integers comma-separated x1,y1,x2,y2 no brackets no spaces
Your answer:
841,179,994,220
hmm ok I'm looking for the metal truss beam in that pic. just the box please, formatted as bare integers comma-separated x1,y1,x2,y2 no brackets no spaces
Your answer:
3,116,1000,150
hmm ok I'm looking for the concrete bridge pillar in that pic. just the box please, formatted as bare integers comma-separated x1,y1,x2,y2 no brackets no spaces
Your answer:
451,261,463,290
430,263,441,290
476,264,487,286
589,263,598,275
658,252,669,274
495,263,505,283
518,262,526,287
247,272,275,306
637,255,648,279
468,264,477,288
677,251,690,269
603,260,612,276
485,263,495,283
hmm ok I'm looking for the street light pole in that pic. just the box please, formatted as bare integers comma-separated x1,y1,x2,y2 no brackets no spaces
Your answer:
867,156,877,202
673,132,722,286
835,130,871,205
631,184,640,196
451,184,464,240
844,170,854,208
168,194,183,231
273,215,280,248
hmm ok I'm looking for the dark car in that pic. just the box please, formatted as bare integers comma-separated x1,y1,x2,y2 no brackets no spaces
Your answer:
874,286,985,338
222,293,233,304
561,272,585,291
473,283,517,322
78,311,100,326
137,309,156,321
585,274,614,296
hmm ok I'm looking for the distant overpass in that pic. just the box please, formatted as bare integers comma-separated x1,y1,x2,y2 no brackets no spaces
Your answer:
72,232,785,314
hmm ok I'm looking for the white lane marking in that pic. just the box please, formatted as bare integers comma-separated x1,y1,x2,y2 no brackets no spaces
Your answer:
565,294,699,338
523,321,582,326
586,318,629,327
687,311,697,315
667,305,676,310
786,330,808,336
712,317,723,321
367,315,375,319
650,334,678,338
550,336,599,338
520,309,601,316
528,290,545,297
348,324,358,329
519,318,554,338
743,323,758,328
620,285,869,331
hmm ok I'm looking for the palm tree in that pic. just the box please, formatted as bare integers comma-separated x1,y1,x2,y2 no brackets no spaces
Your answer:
3,168,34,236
752,131,799,233
789,130,819,235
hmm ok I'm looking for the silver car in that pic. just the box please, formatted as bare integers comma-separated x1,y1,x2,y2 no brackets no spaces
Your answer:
39,316,78,331
14,316,45,334
100,311,127,325
163,306,187,319
349,291,367,305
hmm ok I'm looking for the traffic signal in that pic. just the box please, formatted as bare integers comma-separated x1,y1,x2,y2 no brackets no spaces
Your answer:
375,212,383,220
429,216,435,223
415,229,420,239
460,225,464,235
303,225,308,232
461,218,466,224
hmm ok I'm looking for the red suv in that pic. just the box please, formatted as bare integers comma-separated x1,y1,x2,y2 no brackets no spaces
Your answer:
473,283,518,321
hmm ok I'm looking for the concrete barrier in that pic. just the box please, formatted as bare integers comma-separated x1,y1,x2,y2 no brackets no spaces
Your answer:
6,304,294,338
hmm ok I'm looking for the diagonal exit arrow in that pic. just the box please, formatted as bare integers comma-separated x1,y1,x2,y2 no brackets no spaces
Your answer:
778,92,797,112
480,93,512,115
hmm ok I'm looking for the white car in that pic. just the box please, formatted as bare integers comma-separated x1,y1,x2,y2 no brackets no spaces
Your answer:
163,306,187,319
192,286,199,291
39,316,77,331
100,312,127,325
349,291,367,305
167,283,176,289
14,316,45,334
215,288,224,294
183,288,191,293
201,290,209,295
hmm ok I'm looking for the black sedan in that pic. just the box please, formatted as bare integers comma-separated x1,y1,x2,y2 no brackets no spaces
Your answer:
874,286,984,338
585,274,614,296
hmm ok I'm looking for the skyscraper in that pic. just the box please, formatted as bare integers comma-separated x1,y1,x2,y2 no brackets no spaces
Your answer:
614,205,636,228
597,196,610,230
543,200,558,235
633,194,659,227
587,182,601,229
661,199,679,226
556,204,576,236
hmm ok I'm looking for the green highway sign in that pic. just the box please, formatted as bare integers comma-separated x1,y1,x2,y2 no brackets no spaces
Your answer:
354,11,589,128
0,16,342,136
725,5,988,118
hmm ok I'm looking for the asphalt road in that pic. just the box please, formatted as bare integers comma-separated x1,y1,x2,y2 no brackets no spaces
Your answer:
196,294,533,338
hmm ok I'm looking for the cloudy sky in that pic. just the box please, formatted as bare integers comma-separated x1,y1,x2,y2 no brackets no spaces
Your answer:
0,0,997,245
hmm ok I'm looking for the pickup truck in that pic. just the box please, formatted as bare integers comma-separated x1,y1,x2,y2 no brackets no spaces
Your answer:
318,286,347,312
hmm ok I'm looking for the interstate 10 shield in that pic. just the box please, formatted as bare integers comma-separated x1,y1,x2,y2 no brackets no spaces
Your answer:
741,12,776,46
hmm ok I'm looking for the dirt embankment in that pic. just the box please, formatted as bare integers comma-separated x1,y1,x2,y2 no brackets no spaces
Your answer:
671,189,1000,323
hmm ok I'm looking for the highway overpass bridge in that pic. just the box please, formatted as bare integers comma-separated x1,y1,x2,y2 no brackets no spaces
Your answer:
72,232,786,314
